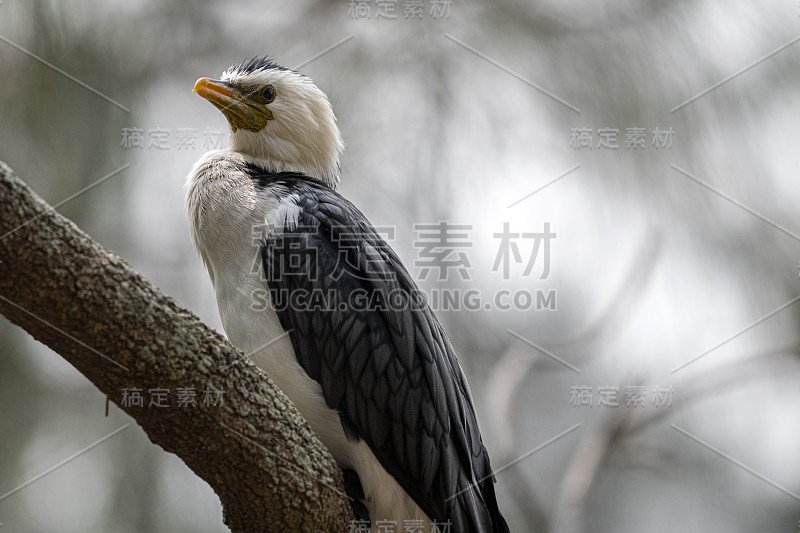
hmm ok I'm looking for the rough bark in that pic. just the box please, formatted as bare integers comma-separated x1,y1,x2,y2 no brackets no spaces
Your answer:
0,161,354,532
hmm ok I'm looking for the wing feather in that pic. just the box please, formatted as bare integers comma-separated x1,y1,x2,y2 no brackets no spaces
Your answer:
256,173,508,532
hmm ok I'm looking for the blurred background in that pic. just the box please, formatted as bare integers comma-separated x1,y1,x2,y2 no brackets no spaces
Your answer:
1,0,800,531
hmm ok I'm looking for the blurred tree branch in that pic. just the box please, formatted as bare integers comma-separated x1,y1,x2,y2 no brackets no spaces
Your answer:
552,347,799,533
486,230,664,531
0,161,353,533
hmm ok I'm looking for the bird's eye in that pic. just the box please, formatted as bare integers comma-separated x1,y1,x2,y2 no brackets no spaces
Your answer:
260,85,276,103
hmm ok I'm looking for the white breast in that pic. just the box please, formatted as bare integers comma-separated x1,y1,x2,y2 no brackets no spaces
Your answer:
185,150,351,458
185,150,434,531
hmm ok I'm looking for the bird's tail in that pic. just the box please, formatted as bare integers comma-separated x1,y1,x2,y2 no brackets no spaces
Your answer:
480,474,511,533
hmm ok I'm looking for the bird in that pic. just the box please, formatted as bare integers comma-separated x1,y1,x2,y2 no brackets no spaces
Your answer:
186,55,510,533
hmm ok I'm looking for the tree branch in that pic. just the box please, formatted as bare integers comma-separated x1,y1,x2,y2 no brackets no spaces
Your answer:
0,161,354,532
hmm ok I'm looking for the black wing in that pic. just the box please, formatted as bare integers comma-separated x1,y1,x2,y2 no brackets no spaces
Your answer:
256,173,508,532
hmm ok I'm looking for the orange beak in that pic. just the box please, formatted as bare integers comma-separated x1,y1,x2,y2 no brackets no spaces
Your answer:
193,77,273,132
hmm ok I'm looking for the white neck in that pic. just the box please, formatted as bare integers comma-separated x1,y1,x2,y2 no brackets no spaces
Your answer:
230,133,341,188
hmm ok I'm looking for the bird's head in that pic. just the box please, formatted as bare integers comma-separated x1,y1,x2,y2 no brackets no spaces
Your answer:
194,56,343,187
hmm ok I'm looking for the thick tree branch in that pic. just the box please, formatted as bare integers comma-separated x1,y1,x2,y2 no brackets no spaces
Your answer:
0,161,353,532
